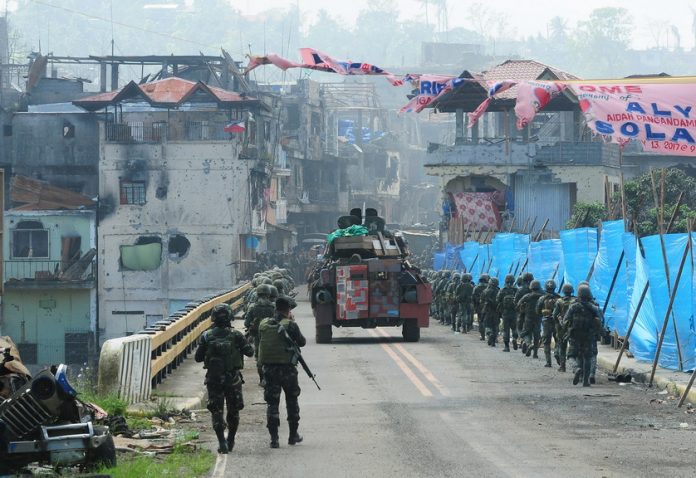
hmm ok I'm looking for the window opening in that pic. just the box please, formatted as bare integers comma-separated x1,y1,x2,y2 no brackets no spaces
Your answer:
120,179,146,205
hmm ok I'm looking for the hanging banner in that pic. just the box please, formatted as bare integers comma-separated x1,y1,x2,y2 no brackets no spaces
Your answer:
567,82,696,156
400,74,465,113
514,80,566,129
468,80,517,127
244,48,402,85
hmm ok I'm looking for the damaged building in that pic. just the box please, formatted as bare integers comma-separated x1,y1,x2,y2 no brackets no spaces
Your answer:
2,176,97,367
424,60,622,240
73,75,271,341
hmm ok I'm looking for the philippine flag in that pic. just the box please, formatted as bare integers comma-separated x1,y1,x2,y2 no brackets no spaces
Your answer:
224,120,246,133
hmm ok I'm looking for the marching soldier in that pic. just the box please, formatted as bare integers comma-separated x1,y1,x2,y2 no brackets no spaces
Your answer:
564,284,601,387
518,280,543,358
195,304,254,454
496,274,518,352
258,297,307,448
552,284,575,372
537,280,560,368
472,274,490,340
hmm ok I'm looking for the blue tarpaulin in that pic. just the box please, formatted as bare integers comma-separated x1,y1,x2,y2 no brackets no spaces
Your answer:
589,221,628,334
560,228,598,288
527,239,564,285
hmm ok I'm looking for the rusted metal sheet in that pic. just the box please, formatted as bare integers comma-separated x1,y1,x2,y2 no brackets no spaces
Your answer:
513,174,571,235
10,175,96,210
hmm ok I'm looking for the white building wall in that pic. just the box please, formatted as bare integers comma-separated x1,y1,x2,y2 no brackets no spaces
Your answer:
98,138,252,341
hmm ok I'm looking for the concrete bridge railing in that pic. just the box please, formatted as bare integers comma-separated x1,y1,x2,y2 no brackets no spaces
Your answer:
98,282,251,404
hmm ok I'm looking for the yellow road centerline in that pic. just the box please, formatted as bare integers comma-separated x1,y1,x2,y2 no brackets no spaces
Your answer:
375,328,451,397
368,329,433,398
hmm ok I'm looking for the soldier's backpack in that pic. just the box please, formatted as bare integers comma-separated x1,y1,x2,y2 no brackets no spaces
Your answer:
542,295,558,317
204,328,235,376
570,304,596,342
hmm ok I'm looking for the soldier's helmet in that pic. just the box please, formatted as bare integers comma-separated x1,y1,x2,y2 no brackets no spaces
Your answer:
489,277,499,287
272,279,285,294
261,277,274,286
530,280,541,291
577,284,593,301
516,276,524,286
453,273,461,281
251,277,259,287
545,280,556,292
211,303,232,324
479,273,490,283
462,273,472,282
268,285,279,300
562,284,574,296
504,274,515,286
523,272,534,283
256,283,272,297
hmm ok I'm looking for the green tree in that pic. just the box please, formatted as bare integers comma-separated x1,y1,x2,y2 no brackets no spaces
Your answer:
572,7,634,77
566,201,608,229
621,169,696,235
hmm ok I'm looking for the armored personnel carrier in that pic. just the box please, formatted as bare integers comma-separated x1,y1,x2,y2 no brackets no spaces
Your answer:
310,208,432,343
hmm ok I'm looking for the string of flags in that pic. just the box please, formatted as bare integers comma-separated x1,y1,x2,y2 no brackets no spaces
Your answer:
245,48,696,157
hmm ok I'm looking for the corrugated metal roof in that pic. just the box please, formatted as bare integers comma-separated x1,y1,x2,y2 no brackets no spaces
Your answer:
73,77,257,111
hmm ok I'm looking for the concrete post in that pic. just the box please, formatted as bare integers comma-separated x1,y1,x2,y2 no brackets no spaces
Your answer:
455,108,464,145
99,62,107,93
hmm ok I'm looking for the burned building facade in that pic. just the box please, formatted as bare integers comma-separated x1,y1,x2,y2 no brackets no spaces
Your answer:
74,76,271,341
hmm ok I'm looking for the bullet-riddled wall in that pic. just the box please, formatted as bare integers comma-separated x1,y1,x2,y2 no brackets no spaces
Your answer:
98,125,254,341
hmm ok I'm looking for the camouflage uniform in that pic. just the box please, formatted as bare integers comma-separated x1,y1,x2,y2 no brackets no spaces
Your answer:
482,278,500,346
258,309,307,448
564,285,601,387
552,285,575,372
472,275,489,340
244,287,276,382
519,281,543,357
537,280,560,368
194,305,253,454
447,275,461,329
514,274,532,347
496,275,518,351
457,274,474,333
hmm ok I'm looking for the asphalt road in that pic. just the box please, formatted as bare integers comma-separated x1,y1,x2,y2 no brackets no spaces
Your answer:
210,295,696,478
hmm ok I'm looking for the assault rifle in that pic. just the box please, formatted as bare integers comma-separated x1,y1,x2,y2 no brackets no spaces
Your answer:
278,324,321,390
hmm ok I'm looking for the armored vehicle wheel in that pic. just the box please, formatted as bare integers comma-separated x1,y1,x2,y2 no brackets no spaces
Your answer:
316,325,333,344
402,321,420,342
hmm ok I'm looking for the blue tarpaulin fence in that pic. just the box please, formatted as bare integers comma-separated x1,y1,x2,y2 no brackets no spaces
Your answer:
432,225,696,372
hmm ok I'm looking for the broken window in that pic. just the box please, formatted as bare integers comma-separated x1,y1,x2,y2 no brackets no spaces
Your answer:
168,234,190,259
120,179,146,205
63,121,75,138
12,223,49,258
120,236,162,271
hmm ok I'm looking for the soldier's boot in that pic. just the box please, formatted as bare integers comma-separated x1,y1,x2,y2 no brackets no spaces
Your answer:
503,341,510,352
512,339,518,351
522,342,528,355
583,374,591,387
288,422,303,445
268,418,280,449
226,417,239,452
215,428,228,454
590,376,596,385
573,369,582,386
559,358,566,372
544,351,552,367
554,353,561,366
532,348,538,359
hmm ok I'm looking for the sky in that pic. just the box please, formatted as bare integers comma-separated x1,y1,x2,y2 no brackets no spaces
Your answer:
238,0,696,50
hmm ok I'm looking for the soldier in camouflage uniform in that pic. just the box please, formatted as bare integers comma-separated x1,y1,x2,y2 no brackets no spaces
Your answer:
244,284,276,384
482,277,500,346
577,281,602,384
514,273,533,350
518,280,543,358
195,304,253,454
537,280,560,368
448,274,461,330
258,297,307,448
472,274,489,340
564,284,601,387
552,284,575,372
496,274,518,351
457,273,474,333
